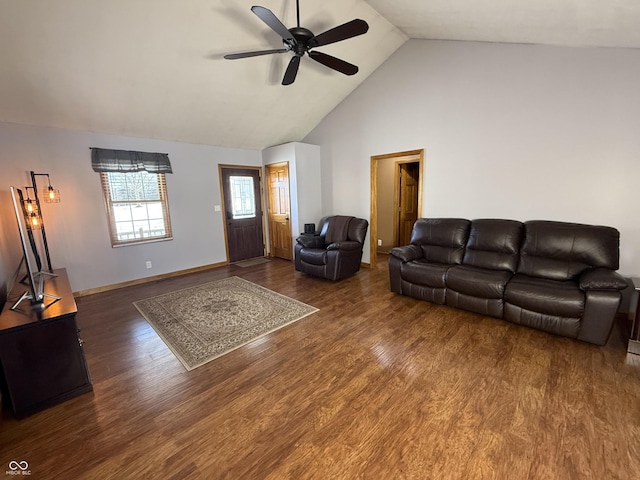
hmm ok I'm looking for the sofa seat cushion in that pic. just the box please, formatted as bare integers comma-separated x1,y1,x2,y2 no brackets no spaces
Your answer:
299,248,327,266
446,265,513,299
505,274,584,318
401,260,450,288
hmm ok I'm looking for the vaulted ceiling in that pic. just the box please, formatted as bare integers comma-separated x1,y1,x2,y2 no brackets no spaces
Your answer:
1,1,639,151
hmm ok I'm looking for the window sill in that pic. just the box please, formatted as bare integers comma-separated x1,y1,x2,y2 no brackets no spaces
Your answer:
111,236,173,248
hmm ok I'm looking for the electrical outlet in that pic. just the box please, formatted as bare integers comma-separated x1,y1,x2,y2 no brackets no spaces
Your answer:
377,239,382,246
146,261,152,269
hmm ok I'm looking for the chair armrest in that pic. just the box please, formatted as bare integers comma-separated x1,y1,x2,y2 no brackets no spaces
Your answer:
326,241,361,251
389,245,423,262
579,268,628,291
296,235,325,249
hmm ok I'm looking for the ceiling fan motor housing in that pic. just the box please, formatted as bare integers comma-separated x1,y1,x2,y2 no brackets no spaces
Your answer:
287,27,315,55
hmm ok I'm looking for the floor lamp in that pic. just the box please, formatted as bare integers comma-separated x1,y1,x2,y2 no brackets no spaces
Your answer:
29,171,60,273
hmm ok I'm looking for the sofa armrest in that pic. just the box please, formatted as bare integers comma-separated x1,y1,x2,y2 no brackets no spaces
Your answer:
579,268,628,291
327,240,361,251
296,235,325,249
389,245,423,262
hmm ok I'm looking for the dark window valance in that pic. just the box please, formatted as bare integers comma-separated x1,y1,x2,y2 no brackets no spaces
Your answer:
90,148,173,174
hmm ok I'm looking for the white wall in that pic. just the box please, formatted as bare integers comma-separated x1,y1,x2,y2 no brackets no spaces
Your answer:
0,122,261,292
262,142,322,240
292,142,323,233
3,40,639,294
304,39,640,277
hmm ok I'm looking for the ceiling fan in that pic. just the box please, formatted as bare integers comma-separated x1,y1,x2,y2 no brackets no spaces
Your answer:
224,1,369,85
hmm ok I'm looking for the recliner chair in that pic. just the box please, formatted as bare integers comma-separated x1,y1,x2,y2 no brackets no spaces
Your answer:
294,215,369,281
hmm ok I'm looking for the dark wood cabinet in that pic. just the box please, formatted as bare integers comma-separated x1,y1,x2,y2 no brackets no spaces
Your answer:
0,269,92,418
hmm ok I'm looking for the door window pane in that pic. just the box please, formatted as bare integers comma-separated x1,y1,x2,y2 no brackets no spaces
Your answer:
230,176,256,219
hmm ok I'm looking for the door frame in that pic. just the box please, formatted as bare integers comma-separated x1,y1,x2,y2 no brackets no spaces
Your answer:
218,164,266,264
369,149,424,269
265,161,292,260
393,160,421,247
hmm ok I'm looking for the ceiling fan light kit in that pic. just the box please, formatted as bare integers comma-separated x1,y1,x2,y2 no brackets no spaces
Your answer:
224,1,369,85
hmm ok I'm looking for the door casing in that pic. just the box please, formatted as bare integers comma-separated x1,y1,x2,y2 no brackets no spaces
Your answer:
218,164,266,263
265,162,292,260
370,149,424,269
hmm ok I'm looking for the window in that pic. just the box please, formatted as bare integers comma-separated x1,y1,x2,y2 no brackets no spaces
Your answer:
100,171,172,246
229,175,256,219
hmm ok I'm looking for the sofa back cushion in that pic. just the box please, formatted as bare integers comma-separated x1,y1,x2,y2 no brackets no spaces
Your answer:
517,221,620,281
318,216,369,246
463,219,523,272
347,218,369,245
324,215,353,244
410,218,470,265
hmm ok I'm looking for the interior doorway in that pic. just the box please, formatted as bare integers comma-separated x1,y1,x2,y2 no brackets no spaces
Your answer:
370,150,424,269
397,162,420,247
219,165,265,263
265,162,292,260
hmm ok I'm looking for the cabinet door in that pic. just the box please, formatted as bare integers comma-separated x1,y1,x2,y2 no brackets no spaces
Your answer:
0,315,92,417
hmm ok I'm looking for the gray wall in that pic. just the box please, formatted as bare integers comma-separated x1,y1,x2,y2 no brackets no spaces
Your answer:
304,39,640,277
0,123,261,293
3,38,640,299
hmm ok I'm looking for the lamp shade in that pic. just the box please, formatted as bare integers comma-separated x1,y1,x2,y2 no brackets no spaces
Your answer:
28,212,42,229
23,198,37,214
43,186,60,203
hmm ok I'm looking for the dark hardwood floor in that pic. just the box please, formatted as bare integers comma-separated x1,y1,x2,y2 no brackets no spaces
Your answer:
1,258,639,479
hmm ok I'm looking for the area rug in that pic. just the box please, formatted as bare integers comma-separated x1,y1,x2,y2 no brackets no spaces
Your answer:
133,276,318,371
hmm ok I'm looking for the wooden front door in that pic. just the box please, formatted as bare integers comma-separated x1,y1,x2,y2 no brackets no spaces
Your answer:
397,162,420,246
266,163,292,260
220,167,265,263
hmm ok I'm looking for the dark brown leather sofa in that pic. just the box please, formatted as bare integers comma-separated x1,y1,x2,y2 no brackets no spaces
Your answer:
295,215,368,281
389,218,628,345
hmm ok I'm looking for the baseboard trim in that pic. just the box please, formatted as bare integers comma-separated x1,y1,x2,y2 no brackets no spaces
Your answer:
73,261,228,297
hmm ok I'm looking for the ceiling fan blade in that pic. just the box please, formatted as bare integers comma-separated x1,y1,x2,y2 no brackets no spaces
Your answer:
282,55,301,85
224,48,289,60
251,6,296,45
309,19,369,48
308,51,359,76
